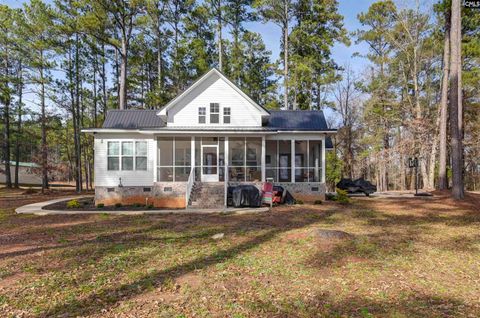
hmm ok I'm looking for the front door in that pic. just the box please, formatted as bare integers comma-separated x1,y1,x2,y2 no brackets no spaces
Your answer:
201,145,219,182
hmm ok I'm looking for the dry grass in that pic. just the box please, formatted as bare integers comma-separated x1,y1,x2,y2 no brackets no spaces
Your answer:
0,188,480,317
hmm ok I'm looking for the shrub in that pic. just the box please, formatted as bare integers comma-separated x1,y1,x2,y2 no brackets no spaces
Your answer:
66,199,81,209
295,199,304,205
314,200,322,205
114,202,123,208
335,188,350,204
325,193,336,201
146,204,154,209
97,203,105,209
133,203,142,208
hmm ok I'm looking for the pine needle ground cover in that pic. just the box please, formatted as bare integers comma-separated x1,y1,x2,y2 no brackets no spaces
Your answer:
1,189,479,317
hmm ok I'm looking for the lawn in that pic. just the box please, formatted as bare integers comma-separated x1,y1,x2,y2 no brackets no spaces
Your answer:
1,189,480,317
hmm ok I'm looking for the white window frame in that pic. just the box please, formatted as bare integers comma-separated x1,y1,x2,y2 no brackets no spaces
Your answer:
210,103,220,124
198,107,206,124
106,140,148,171
223,107,231,124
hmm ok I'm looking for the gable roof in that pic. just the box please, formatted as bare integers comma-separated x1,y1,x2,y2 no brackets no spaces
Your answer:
266,110,333,131
102,110,164,129
157,68,270,117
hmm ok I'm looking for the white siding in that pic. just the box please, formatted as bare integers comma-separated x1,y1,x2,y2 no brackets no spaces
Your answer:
167,73,263,127
94,133,156,187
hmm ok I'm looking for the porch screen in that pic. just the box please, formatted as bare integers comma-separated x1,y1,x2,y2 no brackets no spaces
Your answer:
157,137,191,182
228,137,261,182
265,140,323,182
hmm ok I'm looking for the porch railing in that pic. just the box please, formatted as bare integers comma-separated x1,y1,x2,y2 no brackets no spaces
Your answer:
185,167,195,207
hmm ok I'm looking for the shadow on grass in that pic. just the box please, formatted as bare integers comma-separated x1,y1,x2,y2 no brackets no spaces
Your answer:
249,291,474,317
28,209,334,317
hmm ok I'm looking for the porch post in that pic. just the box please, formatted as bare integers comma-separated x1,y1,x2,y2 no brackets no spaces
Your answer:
322,135,326,183
291,139,295,183
224,137,229,207
261,136,266,182
191,136,195,176
153,136,157,183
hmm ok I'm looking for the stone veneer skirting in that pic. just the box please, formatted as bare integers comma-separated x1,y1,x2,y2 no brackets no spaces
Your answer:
96,181,326,208
227,181,326,202
95,182,187,209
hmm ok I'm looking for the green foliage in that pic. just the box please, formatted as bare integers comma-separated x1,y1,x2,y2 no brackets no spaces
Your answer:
114,203,122,208
314,200,322,205
133,203,142,208
97,203,105,209
66,199,81,209
146,204,154,209
295,199,304,205
335,188,350,204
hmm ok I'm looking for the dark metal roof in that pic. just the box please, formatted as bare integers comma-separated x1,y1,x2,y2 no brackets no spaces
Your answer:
101,109,334,148
266,110,332,131
102,110,165,129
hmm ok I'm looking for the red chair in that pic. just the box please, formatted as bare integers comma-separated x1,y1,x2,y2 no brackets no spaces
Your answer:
262,182,273,207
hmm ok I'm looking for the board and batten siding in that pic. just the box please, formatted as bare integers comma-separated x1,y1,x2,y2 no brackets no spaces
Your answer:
167,73,263,127
94,133,156,187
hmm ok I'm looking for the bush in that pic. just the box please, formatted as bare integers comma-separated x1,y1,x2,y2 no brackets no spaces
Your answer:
66,199,81,209
335,188,350,204
314,200,323,205
133,203,142,208
325,193,336,201
295,199,304,205
114,202,123,208
146,204,154,209
97,203,105,209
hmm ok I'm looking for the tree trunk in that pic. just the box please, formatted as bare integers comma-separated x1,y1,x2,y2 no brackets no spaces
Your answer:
156,29,163,93
101,44,107,119
2,50,12,188
40,51,48,192
217,0,223,71
449,0,464,199
438,7,451,190
283,4,289,110
75,38,82,192
119,40,128,109
14,61,23,188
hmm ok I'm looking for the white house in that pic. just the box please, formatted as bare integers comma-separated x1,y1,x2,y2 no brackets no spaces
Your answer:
83,68,336,208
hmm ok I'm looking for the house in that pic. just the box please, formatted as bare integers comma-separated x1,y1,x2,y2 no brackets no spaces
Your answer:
83,68,336,208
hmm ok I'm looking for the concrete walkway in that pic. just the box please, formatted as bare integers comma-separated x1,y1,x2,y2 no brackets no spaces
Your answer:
16,196,269,215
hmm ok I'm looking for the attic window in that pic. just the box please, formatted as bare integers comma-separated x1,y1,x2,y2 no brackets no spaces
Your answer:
198,107,206,124
224,107,231,124
210,103,219,124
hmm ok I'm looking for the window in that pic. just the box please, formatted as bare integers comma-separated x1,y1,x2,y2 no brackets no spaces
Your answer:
107,141,148,171
223,107,231,124
198,107,206,124
210,103,219,123
107,142,119,170
135,141,148,170
121,142,134,170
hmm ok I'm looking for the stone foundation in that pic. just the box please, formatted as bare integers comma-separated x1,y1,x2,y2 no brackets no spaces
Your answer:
95,181,326,208
95,182,187,209
227,181,326,203
275,182,326,202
